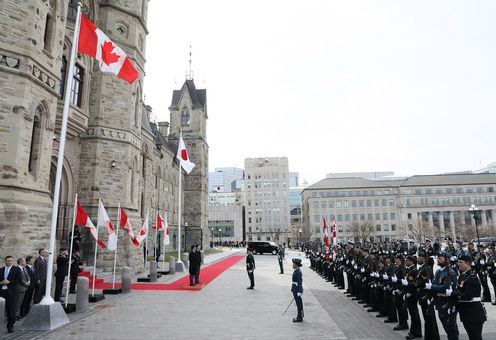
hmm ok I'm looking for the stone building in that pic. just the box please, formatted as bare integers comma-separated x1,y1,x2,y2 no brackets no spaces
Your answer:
301,173,496,244
0,0,208,273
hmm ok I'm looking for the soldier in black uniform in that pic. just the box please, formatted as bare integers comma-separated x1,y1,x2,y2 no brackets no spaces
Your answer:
188,245,198,286
474,243,491,302
392,253,409,331
402,255,421,339
444,237,455,256
415,251,440,340
54,248,69,302
384,254,399,324
451,254,487,340
278,246,285,274
69,251,83,294
291,258,304,322
246,248,255,289
487,244,496,305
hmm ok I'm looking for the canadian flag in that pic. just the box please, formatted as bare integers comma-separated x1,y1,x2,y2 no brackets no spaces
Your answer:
119,208,139,247
323,216,329,248
98,200,117,251
176,135,195,174
135,212,149,245
153,213,165,231
163,214,170,246
78,14,138,84
75,200,106,249
332,219,337,246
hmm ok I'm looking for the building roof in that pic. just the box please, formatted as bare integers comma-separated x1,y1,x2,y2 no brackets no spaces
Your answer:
305,173,496,191
170,79,206,109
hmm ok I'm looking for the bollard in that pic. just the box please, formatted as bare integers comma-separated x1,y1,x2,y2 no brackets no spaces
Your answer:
149,261,158,282
169,256,176,274
0,297,4,326
121,266,132,293
181,252,189,269
76,276,90,312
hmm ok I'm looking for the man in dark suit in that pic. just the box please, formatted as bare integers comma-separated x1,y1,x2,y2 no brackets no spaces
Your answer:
188,245,198,286
15,257,30,320
20,255,36,317
33,248,48,304
291,258,304,322
54,248,69,302
0,255,22,333
194,244,202,284
246,248,255,289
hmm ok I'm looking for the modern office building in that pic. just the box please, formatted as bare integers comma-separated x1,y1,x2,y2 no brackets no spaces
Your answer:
208,167,244,192
301,173,496,244
244,157,290,243
208,191,244,243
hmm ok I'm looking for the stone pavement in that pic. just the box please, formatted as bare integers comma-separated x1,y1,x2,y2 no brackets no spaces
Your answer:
4,249,496,339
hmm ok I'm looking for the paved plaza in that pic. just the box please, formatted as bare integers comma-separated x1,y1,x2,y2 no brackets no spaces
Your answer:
5,250,496,340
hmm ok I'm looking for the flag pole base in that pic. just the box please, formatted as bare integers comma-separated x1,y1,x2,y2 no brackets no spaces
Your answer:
102,288,121,294
20,302,70,331
88,294,105,303
63,303,77,314
175,260,186,272
158,271,170,275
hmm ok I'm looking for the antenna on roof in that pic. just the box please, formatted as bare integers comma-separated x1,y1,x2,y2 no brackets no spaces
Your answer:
186,44,194,80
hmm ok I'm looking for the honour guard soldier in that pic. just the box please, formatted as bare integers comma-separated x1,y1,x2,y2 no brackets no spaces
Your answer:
246,248,255,289
291,258,304,322
402,255,422,339
426,252,459,340
474,243,491,302
278,246,285,274
392,253,408,331
450,254,487,340
487,244,496,304
415,251,440,340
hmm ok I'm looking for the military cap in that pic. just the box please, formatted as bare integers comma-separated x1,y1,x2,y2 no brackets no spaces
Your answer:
445,237,452,241
417,250,428,258
438,251,451,258
425,238,431,242
405,255,415,262
292,258,302,267
395,253,404,260
477,243,484,248
458,254,473,263
490,243,495,249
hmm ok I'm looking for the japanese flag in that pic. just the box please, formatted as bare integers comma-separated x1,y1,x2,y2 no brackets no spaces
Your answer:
176,135,195,174
98,200,117,251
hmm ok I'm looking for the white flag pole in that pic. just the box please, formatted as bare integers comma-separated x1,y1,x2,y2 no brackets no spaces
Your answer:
177,131,183,262
162,212,167,270
42,3,82,305
64,193,78,308
112,202,121,290
92,198,101,297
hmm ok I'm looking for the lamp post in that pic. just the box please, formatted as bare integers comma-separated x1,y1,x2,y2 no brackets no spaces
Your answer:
210,227,214,248
298,228,302,251
200,225,203,249
219,228,222,246
469,204,481,245
184,222,188,252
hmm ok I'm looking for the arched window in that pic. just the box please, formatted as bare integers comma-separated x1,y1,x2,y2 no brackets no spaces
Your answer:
70,63,84,107
134,85,141,127
28,105,45,177
181,107,190,126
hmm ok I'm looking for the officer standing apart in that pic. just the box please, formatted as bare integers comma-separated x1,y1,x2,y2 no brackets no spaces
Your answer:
278,246,285,274
246,248,255,289
291,258,304,322
450,254,487,340
426,251,459,340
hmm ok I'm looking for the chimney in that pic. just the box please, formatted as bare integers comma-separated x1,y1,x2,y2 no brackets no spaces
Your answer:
158,121,169,137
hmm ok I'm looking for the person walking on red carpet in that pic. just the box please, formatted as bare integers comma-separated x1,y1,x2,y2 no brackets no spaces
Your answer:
246,248,255,289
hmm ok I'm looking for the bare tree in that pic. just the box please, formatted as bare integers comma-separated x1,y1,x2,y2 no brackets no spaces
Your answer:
409,218,434,243
351,220,375,242
293,225,314,245
459,223,476,242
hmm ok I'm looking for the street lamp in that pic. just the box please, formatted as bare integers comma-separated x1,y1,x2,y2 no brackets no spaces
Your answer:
200,225,203,249
218,228,222,246
183,222,188,252
469,204,481,245
210,227,214,248
298,228,302,251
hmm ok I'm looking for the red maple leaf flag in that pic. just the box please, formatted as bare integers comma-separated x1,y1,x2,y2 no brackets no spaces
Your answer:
323,216,329,248
78,14,138,84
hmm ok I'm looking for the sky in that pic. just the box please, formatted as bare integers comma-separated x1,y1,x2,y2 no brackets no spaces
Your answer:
143,0,496,186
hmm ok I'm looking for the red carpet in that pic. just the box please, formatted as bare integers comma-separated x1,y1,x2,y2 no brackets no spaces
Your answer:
92,255,244,291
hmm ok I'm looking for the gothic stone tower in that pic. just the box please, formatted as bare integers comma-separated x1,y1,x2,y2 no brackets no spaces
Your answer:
0,0,68,257
168,79,209,250
77,0,149,270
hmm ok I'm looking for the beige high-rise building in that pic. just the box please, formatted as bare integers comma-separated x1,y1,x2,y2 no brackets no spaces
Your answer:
244,157,290,244
0,0,208,272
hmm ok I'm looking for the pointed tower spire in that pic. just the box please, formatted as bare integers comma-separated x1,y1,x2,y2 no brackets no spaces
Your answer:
186,44,194,80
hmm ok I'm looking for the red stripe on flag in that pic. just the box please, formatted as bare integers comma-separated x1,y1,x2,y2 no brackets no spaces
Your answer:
78,14,98,58
117,56,139,84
